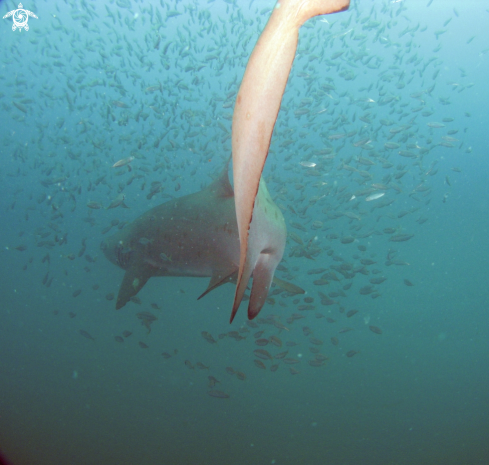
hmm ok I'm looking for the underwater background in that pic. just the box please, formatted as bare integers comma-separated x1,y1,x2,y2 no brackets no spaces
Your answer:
0,0,488,464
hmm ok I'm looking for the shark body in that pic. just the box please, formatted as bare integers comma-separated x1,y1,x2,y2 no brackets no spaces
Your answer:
101,163,287,320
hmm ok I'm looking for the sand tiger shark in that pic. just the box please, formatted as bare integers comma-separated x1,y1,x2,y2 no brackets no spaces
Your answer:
230,0,350,321
103,0,348,322
101,162,299,320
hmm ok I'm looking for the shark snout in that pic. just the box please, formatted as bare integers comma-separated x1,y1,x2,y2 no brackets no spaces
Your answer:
100,239,116,266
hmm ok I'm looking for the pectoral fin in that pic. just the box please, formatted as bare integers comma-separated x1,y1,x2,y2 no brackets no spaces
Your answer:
197,269,238,301
247,252,276,320
116,264,153,310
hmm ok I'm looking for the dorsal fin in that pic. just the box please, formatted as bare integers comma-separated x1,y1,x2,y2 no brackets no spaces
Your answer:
208,157,234,198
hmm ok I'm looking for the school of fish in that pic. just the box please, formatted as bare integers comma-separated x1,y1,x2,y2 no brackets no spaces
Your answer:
1,0,477,398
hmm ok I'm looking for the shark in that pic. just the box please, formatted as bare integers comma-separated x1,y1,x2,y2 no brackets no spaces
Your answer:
230,0,350,322
101,162,294,320
102,0,348,322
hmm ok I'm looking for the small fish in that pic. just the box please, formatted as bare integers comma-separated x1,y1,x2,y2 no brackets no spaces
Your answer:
112,156,134,168
254,360,267,369
114,336,124,343
166,10,182,19
201,331,217,344
302,326,313,336
254,349,273,360
274,350,289,359
79,330,95,341
139,341,149,349
111,100,129,108
300,161,316,168
369,326,382,335
329,133,346,140
272,277,305,295
87,201,103,210
13,101,27,113
365,192,385,202
353,138,371,147
106,193,126,210
389,234,414,242
308,360,326,367
269,335,282,347
208,376,220,387
153,35,161,50
145,83,162,93
207,390,230,399
137,312,157,333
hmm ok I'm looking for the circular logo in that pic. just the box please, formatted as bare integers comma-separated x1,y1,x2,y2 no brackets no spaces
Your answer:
3,4,38,32
13,9,28,29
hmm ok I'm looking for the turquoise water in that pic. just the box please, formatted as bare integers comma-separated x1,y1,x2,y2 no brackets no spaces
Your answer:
1,0,488,464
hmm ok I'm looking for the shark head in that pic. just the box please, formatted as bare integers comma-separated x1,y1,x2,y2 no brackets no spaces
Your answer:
100,238,133,270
